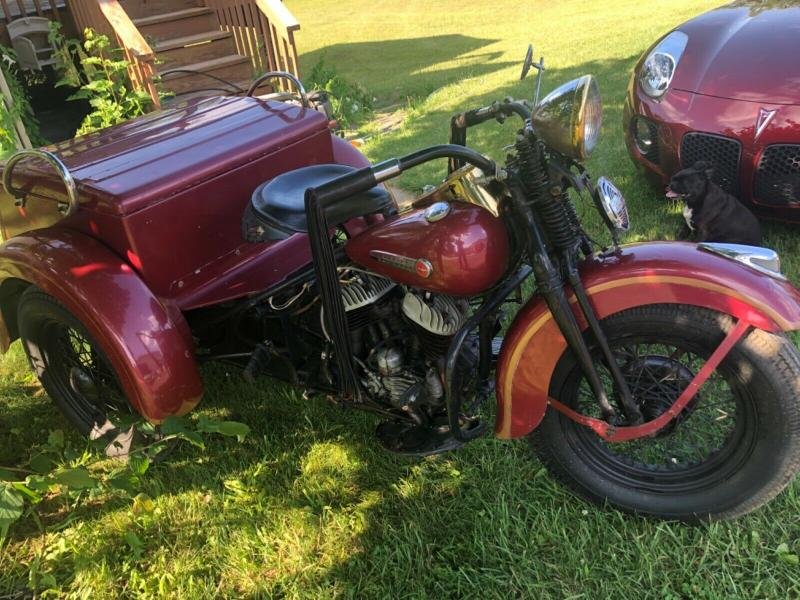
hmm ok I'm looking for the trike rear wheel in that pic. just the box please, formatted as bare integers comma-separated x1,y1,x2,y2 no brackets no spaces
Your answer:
17,288,134,452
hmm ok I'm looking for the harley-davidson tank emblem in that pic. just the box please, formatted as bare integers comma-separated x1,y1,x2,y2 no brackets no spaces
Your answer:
369,250,434,278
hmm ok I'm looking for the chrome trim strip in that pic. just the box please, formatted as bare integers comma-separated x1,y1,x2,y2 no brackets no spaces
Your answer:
698,242,787,281
372,159,402,183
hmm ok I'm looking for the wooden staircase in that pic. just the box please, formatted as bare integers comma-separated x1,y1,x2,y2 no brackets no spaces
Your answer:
69,0,300,107
123,0,252,97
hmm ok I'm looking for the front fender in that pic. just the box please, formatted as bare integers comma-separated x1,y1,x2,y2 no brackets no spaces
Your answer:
495,241,800,439
0,228,203,421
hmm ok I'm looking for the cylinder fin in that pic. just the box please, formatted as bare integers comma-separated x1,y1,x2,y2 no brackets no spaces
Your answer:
341,274,395,312
401,292,468,336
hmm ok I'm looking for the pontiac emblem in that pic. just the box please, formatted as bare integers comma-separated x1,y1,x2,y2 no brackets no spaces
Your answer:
755,108,777,141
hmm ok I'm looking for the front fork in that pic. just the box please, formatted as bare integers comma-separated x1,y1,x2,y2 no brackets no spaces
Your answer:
509,181,644,425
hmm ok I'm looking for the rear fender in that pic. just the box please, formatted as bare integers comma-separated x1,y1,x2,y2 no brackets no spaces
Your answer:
0,229,203,421
496,242,800,439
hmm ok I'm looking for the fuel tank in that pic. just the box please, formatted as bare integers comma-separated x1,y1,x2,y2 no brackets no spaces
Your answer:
345,201,510,296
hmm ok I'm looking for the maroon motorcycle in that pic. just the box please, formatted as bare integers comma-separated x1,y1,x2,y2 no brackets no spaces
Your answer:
2,56,800,522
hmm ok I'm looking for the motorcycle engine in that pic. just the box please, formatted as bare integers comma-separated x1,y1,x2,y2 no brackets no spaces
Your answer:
339,270,469,417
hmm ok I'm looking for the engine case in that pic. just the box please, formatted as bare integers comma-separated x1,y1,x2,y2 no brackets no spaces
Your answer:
345,202,510,296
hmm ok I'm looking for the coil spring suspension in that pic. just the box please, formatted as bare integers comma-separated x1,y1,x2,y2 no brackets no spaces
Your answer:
515,134,577,251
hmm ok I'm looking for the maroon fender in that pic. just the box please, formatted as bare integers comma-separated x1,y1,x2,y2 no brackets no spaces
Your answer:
0,228,203,422
346,202,510,296
495,241,800,440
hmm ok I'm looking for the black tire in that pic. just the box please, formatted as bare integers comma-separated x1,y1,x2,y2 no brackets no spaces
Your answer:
17,288,134,447
532,304,800,521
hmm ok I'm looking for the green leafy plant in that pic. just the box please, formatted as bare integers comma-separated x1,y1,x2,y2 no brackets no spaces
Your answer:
0,46,44,157
306,57,374,129
47,21,90,90
0,416,250,545
49,25,154,136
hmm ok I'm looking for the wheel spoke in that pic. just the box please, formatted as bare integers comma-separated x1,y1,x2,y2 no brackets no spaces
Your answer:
570,338,740,470
47,324,129,424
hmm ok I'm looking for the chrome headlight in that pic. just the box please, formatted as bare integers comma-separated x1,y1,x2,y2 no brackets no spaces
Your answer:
531,75,602,160
596,176,630,231
639,31,688,98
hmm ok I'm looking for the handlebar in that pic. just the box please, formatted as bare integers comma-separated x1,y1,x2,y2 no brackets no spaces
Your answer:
449,99,531,172
2,150,79,217
452,99,532,129
307,144,497,207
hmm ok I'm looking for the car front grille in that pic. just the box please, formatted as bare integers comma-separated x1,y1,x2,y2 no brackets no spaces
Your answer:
680,133,741,195
754,145,800,207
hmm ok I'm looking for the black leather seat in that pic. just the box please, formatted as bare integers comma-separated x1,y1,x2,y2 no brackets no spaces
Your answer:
243,164,393,242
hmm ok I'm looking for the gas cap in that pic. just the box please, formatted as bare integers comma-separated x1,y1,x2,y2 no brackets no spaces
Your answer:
424,201,451,223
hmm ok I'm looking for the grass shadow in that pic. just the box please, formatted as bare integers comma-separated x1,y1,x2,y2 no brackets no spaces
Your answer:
300,34,518,103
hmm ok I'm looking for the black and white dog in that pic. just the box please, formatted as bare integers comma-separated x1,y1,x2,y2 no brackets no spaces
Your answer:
666,161,762,246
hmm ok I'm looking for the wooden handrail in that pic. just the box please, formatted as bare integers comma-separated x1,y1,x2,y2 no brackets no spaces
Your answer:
207,0,301,91
96,0,154,60
255,0,299,32
69,0,160,108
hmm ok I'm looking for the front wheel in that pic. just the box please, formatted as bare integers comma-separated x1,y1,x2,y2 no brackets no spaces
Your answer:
532,304,800,521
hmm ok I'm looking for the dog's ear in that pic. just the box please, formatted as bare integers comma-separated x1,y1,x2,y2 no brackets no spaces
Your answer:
693,161,715,180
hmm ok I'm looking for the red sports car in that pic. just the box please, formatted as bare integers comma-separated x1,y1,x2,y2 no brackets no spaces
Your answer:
624,1,800,221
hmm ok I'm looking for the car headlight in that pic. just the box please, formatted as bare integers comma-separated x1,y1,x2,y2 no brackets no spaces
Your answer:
595,176,630,231
639,31,688,98
531,75,602,161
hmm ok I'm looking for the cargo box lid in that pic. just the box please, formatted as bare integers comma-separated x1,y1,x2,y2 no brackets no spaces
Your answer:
4,96,331,217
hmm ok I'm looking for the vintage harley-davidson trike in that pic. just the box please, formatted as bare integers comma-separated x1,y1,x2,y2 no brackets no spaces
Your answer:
2,52,800,522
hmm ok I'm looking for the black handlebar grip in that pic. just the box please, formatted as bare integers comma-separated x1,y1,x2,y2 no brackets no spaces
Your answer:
454,106,495,128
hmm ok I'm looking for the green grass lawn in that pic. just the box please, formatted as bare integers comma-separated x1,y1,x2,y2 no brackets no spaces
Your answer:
4,0,800,597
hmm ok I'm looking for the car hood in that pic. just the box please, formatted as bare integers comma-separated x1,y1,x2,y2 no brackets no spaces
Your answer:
670,1,800,105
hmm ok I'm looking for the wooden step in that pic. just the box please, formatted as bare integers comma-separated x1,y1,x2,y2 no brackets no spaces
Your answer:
155,30,235,69
119,0,203,20
133,7,219,43
159,54,253,95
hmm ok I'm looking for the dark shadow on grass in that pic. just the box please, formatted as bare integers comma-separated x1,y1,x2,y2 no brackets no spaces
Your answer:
299,34,518,103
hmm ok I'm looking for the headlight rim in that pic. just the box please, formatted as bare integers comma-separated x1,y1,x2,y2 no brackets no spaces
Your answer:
638,30,689,100
531,74,602,161
576,75,602,160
